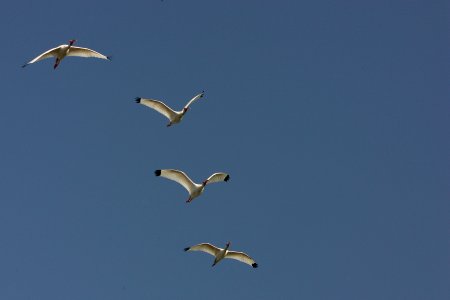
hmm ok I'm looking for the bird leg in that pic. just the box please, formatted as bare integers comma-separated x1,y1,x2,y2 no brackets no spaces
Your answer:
166,122,172,127
186,197,192,203
53,58,60,69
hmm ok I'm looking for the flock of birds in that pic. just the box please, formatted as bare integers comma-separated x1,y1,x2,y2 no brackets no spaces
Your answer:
22,40,258,269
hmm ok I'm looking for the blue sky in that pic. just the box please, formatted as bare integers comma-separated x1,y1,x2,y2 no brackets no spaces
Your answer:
0,0,449,299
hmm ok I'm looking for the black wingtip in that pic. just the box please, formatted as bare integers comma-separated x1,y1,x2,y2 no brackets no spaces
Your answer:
107,56,112,61
224,174,230,182
252,263,258,268
21,64,27,68
155,170,161,176
135,97,141,104
200,90,205,97
184,247,190,252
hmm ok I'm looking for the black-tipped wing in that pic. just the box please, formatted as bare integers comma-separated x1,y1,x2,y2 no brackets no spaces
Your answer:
136,98,178,121
184,91,205,109
205,172,230,185
225,251,258,268
156,169,197,194
22,46,61,67
185,243,222,257
67,46,110,60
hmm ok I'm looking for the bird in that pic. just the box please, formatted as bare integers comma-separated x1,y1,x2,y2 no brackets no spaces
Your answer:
22,39,111,69
135,91,204,127
184,242,258,268
154,169,229,203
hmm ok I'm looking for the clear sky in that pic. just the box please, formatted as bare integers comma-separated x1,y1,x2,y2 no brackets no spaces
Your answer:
0,0,449,299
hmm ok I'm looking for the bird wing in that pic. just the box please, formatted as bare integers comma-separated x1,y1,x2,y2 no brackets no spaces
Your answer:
137,98,178,121
22,46,60,67
157,169,197,194
184,91,204,109
205,172,230,185
225,251,258,267
185,243,222,257
67,46,110,60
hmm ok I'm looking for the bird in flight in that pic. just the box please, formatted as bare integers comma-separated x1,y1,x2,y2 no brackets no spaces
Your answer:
184,242,258,268
22,39,111,69
135,91,204,127
154,169,229,203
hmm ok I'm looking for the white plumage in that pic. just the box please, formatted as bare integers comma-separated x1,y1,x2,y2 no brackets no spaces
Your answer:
22,39,111,69
184,242,258,268
135,91,204,126
154,169,229,202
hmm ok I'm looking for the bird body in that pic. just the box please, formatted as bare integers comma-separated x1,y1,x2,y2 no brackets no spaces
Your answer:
135,91,204,126
154,169,229,202
184,242,258,268
22,39,111,69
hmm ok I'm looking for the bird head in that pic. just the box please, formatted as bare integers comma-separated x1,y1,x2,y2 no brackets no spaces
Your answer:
68,39,77,45
225,241,231,249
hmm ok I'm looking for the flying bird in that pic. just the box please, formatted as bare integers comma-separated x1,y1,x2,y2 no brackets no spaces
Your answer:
154,169,229,203
22,39,111,69
184,242,258,268
135,91,204,127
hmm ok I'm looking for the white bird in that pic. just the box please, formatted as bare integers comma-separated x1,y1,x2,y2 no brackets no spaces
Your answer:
184,242,258,268
154,169,229,203
22,39,111,69
135,91,204,127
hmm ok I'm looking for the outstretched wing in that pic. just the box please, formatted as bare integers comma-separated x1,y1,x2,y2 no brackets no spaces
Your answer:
136,98,178,121
225,251,258,268
67,46,111,60
184,243,222,257
184,91,204,109
22,46,60,67
205,172,230,185
155,169,197,194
